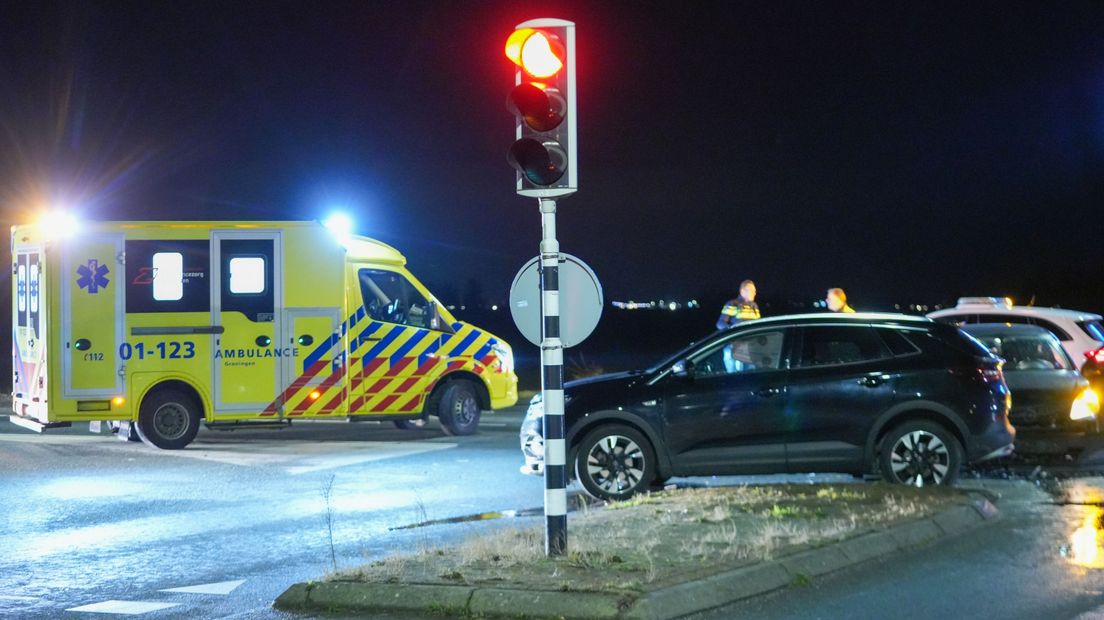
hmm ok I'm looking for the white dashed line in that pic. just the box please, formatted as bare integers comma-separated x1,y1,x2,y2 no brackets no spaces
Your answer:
66,600,179,614
160,579,245,595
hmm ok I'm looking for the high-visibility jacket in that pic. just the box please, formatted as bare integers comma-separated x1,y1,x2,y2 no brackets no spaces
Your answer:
716,297,760,329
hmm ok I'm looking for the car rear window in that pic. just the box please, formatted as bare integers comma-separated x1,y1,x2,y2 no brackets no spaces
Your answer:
972,334,1073,371
1079,320,1104,342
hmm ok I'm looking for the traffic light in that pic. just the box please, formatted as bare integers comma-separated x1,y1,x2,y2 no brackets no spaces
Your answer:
505,19,576,198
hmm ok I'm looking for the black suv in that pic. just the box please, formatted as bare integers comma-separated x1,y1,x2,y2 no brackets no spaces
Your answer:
520,313,1015,500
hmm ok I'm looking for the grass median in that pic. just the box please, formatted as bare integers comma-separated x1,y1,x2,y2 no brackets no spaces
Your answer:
329,483,964,595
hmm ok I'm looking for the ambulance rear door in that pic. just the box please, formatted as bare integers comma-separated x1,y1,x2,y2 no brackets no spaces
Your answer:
13,241,48,410
60,233,125,400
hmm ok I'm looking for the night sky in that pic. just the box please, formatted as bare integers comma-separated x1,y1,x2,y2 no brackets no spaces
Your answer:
2,1,1102,311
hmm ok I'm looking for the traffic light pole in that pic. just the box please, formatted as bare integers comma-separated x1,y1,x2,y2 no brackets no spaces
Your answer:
538,196,567,556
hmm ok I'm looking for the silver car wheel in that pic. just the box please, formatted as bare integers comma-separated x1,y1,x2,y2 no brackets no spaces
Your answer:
889,430,950,487
586,435,647,493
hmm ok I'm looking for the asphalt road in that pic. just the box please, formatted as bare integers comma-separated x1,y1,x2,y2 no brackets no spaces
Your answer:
0,408,545,619
690,478,1104,620
3,407,1104,619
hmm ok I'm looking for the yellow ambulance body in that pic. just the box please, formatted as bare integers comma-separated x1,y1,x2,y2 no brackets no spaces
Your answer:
10,220,518,448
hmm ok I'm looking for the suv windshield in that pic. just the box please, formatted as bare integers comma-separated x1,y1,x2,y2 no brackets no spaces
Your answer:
972,334,1073,371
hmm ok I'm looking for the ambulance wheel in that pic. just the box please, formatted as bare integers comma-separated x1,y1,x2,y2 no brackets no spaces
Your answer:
438,381,481,436
394,418,427,430
136,388,201,450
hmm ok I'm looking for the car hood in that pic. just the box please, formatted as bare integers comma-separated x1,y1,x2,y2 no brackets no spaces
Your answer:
566,370,642,389
564,371,645,409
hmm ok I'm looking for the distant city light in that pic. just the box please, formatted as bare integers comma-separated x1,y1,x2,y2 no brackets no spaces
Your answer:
611,299,700,311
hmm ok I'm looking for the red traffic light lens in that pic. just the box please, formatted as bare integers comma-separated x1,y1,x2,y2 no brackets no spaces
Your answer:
508,138,567,186
508,83,564,132
505,29,564,78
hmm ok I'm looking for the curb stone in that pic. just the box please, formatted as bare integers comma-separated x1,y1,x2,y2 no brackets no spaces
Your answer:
273,500,998,619
470,588,630,619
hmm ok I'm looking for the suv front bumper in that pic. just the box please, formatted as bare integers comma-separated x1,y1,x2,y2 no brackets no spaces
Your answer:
519,415,545,476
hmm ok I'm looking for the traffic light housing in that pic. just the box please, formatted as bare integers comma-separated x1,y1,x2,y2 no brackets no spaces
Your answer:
505,19,576,198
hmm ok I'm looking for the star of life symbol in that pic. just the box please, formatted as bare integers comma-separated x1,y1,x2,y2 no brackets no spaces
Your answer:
77,260,110,294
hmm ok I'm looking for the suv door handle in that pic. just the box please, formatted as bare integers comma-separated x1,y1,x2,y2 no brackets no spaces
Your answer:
756,387,782,397
858,375,887,387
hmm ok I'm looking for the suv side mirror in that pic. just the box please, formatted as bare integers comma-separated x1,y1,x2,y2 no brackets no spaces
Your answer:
672,358,695,379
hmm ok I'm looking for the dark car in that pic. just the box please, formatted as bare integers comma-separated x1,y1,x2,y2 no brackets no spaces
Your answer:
962,324,1099,442
520,313,1015,500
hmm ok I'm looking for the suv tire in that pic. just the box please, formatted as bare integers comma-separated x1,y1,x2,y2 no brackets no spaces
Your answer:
879,420,962,486
575,424,656,501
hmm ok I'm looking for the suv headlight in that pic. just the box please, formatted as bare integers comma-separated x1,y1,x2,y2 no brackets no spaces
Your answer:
524,391,572,421
525,394,544,421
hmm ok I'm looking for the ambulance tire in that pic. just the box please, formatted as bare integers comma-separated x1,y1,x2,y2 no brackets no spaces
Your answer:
437,381,481,436
136,388,202,450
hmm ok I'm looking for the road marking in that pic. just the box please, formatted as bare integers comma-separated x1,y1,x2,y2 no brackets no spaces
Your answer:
283,442,455,474
160,579,245,595
135,439,455,471
0,433,108,444
66,600,179,614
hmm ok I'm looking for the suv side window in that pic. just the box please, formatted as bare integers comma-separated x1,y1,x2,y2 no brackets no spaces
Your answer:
691,329,786,378
359,269,432,329
976,313,1031,326
797,326,889,368
933,314,970,327
877,328,921,357
1029,318,1072,342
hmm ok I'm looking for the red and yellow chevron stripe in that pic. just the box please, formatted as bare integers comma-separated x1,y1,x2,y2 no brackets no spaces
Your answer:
259,313,500,418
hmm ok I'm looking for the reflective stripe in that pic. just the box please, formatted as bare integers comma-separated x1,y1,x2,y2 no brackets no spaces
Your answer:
390,330,430,366
361,325,405,365
444,330,480,358
544,489,567,516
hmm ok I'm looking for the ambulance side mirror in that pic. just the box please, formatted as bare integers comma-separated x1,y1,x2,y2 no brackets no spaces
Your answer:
429,301,442,331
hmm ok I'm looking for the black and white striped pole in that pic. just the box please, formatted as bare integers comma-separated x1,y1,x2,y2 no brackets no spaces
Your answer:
538,197,567,555
505,19,577,556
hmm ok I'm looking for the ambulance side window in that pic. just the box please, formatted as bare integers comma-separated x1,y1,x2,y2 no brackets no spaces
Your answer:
125,240,210,313
359,269,431,329
219,239,274,322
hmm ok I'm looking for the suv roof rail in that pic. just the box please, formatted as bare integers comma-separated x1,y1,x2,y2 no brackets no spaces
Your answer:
956,296,1013,308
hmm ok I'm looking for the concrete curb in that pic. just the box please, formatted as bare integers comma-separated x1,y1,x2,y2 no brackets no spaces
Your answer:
273,494,999,619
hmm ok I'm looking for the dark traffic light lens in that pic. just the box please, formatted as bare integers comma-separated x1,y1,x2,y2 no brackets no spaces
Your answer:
508,84,564,132
508,138,567,186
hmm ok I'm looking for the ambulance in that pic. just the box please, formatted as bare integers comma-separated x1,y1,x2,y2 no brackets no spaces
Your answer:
10,217,519,448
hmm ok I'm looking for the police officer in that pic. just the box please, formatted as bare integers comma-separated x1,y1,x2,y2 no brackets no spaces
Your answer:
716,280,761,330
826,288,855,313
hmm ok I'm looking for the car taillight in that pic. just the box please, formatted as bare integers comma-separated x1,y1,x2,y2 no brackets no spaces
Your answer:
1085,348,1104,365
979,366,1004,383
